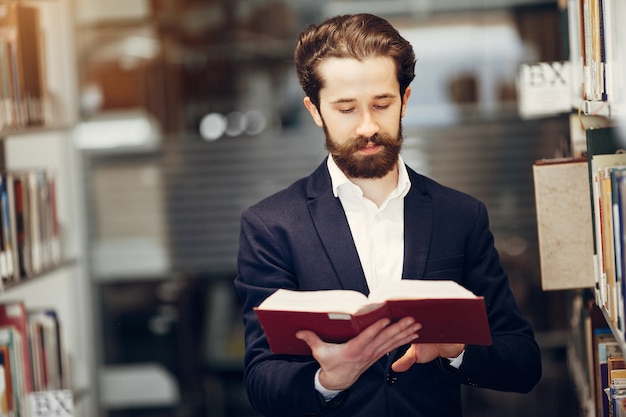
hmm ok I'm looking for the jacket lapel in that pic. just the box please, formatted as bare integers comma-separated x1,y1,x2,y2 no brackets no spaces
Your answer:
402,169,433,280
306,160,369,295
305,161,434,293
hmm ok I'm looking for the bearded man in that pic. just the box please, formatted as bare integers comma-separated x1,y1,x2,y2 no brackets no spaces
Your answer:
234,13,541,417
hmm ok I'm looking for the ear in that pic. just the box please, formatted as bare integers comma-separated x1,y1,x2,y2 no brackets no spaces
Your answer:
303,97,324,127
401,86,412,118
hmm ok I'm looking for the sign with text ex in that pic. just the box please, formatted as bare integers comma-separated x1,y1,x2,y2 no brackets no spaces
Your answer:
28,390,74,417
518,61,572,119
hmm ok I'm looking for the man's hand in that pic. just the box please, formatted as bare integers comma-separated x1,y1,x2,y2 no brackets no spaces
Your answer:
391,343,466,372
296,317,421,391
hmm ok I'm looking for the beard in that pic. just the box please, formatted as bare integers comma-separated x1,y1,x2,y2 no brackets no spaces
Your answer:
324,122,403,179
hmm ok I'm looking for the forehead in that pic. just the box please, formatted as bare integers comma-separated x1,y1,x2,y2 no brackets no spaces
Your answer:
317,56,399,101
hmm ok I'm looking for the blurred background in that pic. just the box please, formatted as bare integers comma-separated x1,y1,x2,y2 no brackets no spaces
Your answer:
72,0,579,416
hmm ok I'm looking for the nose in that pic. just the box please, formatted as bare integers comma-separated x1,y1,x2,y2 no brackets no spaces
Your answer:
355,110,379,138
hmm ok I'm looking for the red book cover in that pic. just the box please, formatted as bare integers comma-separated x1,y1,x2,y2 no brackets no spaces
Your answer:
254,280,492,356
0,301,33,393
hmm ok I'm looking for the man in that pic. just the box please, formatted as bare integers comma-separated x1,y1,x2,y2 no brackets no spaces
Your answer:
234,13,541,417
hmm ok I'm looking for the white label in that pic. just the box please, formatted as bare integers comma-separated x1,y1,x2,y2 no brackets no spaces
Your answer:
518,61,572,119
328,313,351,320
28,390,74,417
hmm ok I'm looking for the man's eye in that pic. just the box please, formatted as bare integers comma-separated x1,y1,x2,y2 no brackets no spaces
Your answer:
339,108,355,114
374,104,390,110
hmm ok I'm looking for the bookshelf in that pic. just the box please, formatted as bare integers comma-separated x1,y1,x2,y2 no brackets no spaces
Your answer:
0,0,95,416
533,1,626,416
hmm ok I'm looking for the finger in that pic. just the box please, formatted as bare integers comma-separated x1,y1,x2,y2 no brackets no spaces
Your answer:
295,330,323,350
357,318,392,342
391,344,418,372
357,318,410,352
372,319,421,355
338,318,394,360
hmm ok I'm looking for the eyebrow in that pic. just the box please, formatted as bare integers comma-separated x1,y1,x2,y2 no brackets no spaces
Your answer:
330,94,397,105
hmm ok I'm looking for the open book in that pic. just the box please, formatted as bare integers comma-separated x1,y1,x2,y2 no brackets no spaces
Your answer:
254,279,492,355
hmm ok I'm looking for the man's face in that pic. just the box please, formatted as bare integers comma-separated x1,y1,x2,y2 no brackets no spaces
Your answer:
304,56,411,179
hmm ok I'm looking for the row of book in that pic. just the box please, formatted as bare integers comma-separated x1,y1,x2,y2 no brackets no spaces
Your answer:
594,328,626,417
0,0,49,131
568,293,626,417
586,127,626,341
567,0,617,104
0,169,61,289
0,301,70,417
568,0,611,101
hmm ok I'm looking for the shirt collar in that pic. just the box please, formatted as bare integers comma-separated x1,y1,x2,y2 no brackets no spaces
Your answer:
327,154,411,199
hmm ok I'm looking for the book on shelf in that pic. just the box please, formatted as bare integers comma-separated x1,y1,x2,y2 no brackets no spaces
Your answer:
600,0,616,103
0,327,25,417
27,308,69,392
0,344,13,415
0,0,24,130
586,126,626,332
567,0,620,104
590,156,625,328
597,162,622,322
580,0,607,101
0,175,12,286
255,279,492,355
16,3,45,127
24,170,43,277
614,168,626,335
0,0,51,131
610,369,626,417
533,157,595,290
0,303,69,416
0,169,61,288
0,301,32,396
0,33,14,130
608,357,626,417
12,172,29,279
595,331,622,417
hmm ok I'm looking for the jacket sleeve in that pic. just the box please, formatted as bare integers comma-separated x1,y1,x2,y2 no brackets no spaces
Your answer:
234,207,339,417
448,201,542,392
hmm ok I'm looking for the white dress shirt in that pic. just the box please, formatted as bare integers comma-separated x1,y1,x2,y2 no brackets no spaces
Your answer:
327,155,410,292
314,155,463,400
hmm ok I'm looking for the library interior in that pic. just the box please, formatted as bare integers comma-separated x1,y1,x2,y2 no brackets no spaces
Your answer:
0,0,624,416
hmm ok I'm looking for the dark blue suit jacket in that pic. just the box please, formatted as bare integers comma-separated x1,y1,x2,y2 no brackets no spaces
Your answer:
235,159,541,417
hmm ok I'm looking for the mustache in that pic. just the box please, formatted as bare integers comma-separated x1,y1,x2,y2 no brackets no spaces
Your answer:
336,132,400,154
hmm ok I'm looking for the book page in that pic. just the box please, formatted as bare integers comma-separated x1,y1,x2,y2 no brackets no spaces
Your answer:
258,288,368,314
367,280,477,303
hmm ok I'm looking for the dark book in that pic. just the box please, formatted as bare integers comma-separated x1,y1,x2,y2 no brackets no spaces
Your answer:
0,174,15,286
255,280,492,355
12,173,30,279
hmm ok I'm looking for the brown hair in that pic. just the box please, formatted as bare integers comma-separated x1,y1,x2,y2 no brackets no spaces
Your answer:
294,13,416,107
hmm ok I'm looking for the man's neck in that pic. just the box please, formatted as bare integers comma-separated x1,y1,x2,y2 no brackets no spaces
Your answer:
350,164,399,207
